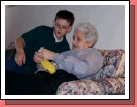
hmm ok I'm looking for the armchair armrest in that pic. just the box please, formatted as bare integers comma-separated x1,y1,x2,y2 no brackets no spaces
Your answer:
5,42,15,62
56,77,125,95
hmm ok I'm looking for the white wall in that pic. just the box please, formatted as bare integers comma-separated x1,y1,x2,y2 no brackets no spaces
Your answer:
5,5,125,50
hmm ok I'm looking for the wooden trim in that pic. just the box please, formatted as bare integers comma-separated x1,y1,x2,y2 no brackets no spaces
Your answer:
5,5,15,8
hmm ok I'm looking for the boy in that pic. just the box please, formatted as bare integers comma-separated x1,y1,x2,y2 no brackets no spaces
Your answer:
5,10,75,73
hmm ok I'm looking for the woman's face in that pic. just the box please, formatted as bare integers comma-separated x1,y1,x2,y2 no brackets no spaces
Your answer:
72,30,92,50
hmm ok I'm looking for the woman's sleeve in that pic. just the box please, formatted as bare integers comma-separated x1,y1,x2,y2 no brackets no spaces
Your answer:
53,51,103,79
35,64,45,73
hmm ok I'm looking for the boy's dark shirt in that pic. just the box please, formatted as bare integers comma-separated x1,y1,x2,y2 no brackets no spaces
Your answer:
12,25,70,73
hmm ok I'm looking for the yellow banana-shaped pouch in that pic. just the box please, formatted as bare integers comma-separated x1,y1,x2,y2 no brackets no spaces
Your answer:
40,59,56,74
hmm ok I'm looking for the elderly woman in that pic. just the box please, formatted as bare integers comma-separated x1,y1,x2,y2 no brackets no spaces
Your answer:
5,22,103,95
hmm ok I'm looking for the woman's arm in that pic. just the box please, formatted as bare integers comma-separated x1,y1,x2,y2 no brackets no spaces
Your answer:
53,53,91,79
54,50,103,79
37,48,103,79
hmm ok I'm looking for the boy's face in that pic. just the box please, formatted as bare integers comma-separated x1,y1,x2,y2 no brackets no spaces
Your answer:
53,19,72,40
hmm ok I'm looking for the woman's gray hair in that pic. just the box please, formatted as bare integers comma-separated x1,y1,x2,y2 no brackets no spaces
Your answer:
74,22,98,47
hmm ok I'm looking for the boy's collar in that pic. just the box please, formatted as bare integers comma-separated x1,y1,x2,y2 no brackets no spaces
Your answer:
53,32,63,42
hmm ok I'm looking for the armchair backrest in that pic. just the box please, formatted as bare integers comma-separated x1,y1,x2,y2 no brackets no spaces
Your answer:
91,49,125,79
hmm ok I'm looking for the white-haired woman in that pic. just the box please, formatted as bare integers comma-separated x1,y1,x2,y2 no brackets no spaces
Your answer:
5,22,103,95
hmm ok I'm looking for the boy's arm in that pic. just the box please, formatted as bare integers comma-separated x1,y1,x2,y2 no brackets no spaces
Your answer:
14,37,26,66
15,37,25,52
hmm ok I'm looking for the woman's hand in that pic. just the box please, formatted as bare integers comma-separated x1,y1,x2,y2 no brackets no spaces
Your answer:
33,52,43,68
33,52,41,64
37,48,55,61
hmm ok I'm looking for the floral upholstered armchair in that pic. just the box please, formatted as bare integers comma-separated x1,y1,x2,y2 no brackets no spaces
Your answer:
5,42,125,95
56,49,125,95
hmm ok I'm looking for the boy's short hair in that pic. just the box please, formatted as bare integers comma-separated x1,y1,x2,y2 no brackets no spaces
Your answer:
54,10,75,26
